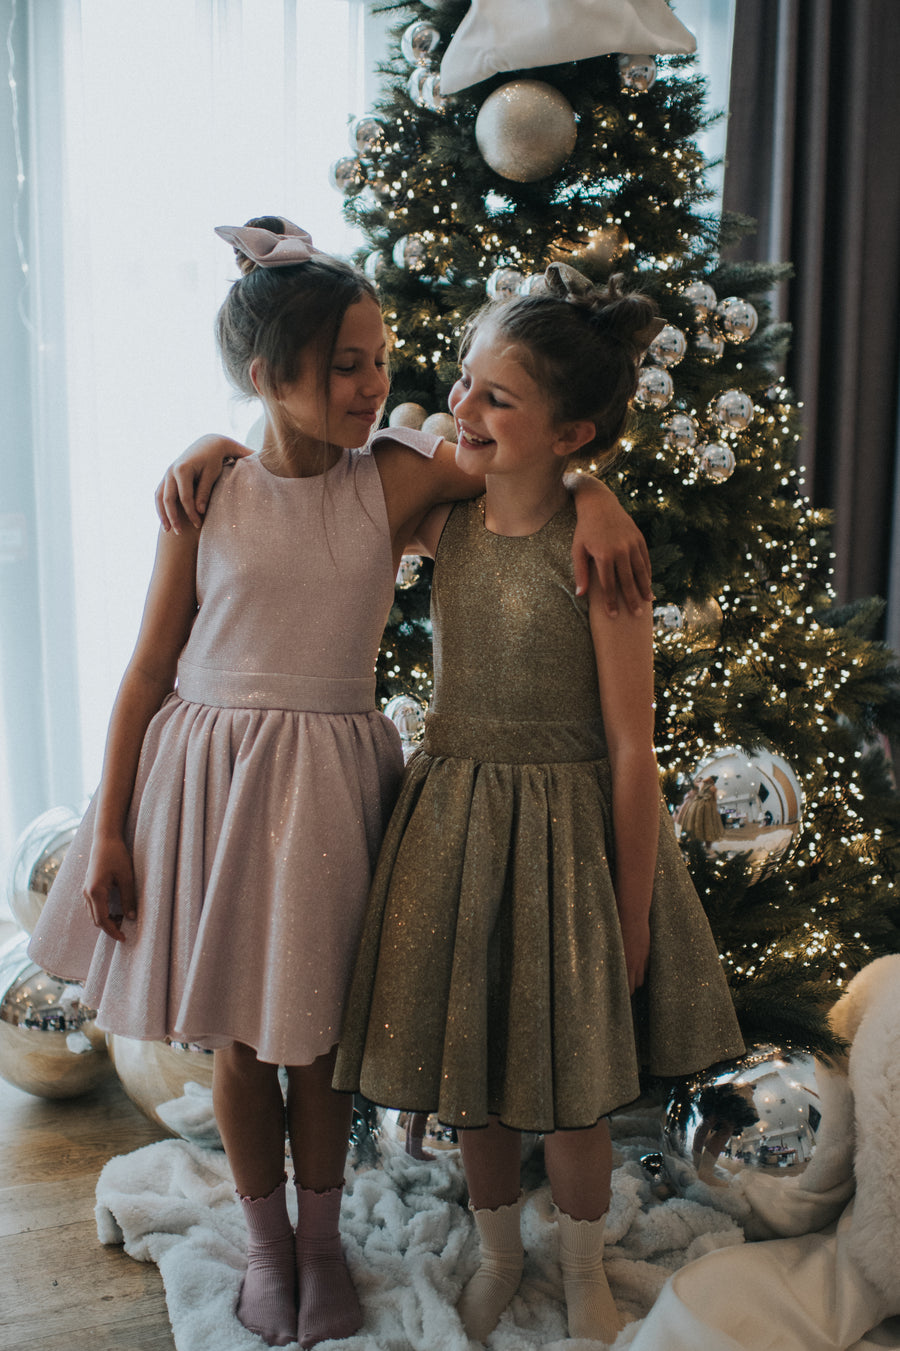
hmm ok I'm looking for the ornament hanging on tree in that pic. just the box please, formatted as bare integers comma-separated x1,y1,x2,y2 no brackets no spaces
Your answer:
421,73,449,113
407,67,431,107
392,234,429,272
649,324,687,367
712,389,754,432
718,297,759,343
635,366,674,409
363,250,385,282
618,53,657,92
439,0,695,95
681,280,717,320
662,412,698,450
683,595,724,646
389,402,427,430
422,412,457,440
475,81,578,182
328,156,366,196
694,328,725,361
384,694,428,761
401,20,441,67
396,556,423,589
571,224,629,267
349,116,386,158
653,603,685,634
697,442,736,481
486,267,525,300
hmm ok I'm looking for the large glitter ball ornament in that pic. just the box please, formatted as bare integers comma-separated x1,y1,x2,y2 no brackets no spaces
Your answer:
421,412,457,440
662,412,698,451
8,805,82,934
694,327,725,361
475,81,578,182
718,297,759,343
713,389,754,432
486,267,525,301
578,224,629,266
349,115,386,158
635,366,674,410
392,234,429,272
681,280,717,321
107,1034,216,1140
667,1049,821,1174
683,596,724,647
396,556,423,589
401,20,441,66
653,603,685,634
697,442,736,482
0,932,112,1098
384,694,427,762
389,401,427,430
649,324,687,368
618,53,657,92
328,156,366,196
675,746,803,881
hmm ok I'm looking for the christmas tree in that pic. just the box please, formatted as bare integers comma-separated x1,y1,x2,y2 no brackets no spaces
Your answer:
331,0,900,1060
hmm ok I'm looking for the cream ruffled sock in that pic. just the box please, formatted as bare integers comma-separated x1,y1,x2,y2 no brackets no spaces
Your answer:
457,1196,524,1341
556,1208,623,1343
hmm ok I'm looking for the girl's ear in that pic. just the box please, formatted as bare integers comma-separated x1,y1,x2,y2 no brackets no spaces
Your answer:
249,357,266,397
553,419,596,459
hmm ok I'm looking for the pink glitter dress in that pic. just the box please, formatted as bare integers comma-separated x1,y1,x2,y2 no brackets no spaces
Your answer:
28,431,437,1066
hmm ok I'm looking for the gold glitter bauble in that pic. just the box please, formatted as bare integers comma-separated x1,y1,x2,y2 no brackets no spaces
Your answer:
475,80,577,182
389,402,428,430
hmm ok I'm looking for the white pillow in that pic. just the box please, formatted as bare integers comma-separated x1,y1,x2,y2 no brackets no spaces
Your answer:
439,0,696,95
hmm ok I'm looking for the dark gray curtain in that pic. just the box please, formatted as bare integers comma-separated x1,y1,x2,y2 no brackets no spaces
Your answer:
721,0,900,647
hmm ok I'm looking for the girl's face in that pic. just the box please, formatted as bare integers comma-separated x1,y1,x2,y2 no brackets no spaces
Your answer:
448,323,589,478
276,296,389,448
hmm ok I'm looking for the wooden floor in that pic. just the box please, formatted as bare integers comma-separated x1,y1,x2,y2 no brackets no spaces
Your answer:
0,1030,176,1351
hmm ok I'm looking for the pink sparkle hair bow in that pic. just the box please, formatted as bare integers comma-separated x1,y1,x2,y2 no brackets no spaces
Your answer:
214,218,322,268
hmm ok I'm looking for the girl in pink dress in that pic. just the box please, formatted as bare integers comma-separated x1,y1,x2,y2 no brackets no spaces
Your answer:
30,218,649,1349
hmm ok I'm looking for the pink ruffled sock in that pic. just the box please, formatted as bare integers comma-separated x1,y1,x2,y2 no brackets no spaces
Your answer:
295,1182,363,1349
236,1176,297,1347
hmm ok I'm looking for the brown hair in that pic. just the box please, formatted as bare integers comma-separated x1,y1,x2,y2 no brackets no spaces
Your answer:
459,270,659,466
215,215,379,405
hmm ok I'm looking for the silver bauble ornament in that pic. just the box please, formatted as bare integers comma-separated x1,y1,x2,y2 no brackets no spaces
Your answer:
396,556,423,589
328,156,366,196
518,273,545,295
0,933,112,1098
649,324,687,368
421,412,457,440
475,81,577,183
577,224,629,266
681,280,717,320
618,53,657,92
697,442,736,481
674,746,803,881
661,412,698,451
349,115,386,158
389,401,428,430
407,67,431,107
107,1034,217,1141
653,603,685,634
421,73,449,113
635,366,674,410
667,1049,820,1176
486,267,525,301
7,805,81,935
713,389,754,431
401,20,441,67
363,250,386,283
374,1108,460,1159
384,694,427,762
683,596,724,647
693,328,725,361
718,297,759,342
392,234,429,272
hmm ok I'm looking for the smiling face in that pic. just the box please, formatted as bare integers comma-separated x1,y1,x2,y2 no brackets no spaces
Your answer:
448,321,591,479
273,296,390,450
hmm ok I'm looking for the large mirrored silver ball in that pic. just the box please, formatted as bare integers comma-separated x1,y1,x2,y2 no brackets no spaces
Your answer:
649,324,687,368
7,805,82,935
486,267,525,301
712,388,754,432
674,746,804,881
681,280,717,320
396,556,423,590
693,327,725,361
401,20,441,67
717,297,759,343
421,73,449,113
384,694,427,761
392,233,429,272
349,115,386,158
0,933,112,1098
107,1033,216,1139
697,442,736,482
653,603,685,634
635,366,674,410
667,1048,821,1178
475,81,577,182
662,412,698,451
328,156,366,196
618,53,657,92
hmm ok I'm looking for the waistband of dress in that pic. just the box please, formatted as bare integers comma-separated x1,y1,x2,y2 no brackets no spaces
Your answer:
422,711,608,764
176,658,376,713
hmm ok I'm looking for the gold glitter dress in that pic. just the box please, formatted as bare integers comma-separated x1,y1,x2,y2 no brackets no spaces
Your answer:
334,496,744,1131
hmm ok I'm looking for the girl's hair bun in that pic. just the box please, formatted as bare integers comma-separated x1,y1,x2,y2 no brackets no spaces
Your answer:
541,264,663,354
232,215,288,276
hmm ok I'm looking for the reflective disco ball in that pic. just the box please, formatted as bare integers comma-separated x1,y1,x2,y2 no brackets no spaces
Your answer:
666,1048,821,1174
475,80,577,182
0,932,112,1098
674,745,804,882
107,1033,216,1140
8,805,82,935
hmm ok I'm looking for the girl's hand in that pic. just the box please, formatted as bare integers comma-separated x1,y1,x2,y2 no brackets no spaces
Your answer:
619,912,651,995
83,837,136,942
155,434,251,533
569,477,651,615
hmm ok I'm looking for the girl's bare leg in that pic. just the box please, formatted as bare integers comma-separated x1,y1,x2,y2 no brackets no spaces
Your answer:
457,1117,524,1339
544,1118,612,1221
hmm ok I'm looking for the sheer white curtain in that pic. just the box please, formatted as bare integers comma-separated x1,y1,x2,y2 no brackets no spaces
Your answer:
1,0,390,907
